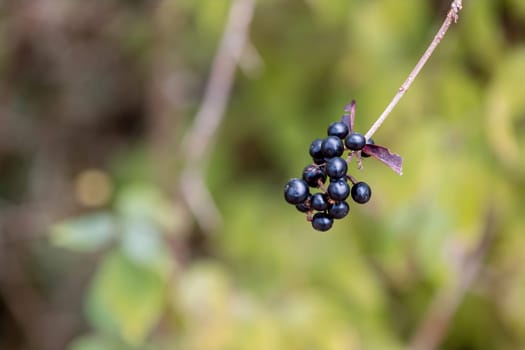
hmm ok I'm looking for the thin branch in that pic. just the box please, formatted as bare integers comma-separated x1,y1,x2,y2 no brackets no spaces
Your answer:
182,0,257,163
180,0,257,233
408,205,497,350
365,0,462,140
180,168,223,234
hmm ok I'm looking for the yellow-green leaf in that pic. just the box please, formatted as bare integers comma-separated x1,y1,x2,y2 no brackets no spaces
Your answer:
86,251,168,346
49,213,116,252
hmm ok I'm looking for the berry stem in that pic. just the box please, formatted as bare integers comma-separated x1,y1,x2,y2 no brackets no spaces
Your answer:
346,174,358,185
317,178,327,192
344,151,363,170
364,0,463,140
345,152,354,164
306,211,313,222
343,100,356,133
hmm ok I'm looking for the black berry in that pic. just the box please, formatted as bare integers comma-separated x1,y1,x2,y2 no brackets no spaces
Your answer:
327,179,350,201
345,132,366,151
351,181,371,204
309,139,324,159
361,138,374,158
284,101,383,230
311,213,333,232
321,136,344,158
325,157,348,179
311,193,329,211
329,201,350,219
302,165,326,188
284,178,310,204
295,197,311,213
327,121,349,139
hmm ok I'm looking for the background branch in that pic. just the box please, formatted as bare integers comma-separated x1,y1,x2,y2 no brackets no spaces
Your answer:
180,0,257,233
408,205,497,350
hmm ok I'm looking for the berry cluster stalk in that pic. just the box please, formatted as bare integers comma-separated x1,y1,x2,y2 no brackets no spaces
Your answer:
365,0,463,140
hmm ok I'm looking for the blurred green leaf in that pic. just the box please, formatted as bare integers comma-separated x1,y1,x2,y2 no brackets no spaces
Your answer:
507,0,525,19
307,0,350,27
69,334,126,350
120,218,173,273
86,251,168,346
115,184,178,232
486,49,525,172
461,0,503,71
49,213,116,252
176,262,231,322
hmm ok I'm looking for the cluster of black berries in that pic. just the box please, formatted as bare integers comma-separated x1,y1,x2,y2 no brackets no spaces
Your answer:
284,121,372,231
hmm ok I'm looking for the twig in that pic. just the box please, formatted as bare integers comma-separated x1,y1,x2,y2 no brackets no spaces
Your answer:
179,168,222,233
182,0,256,163
365,0,462,140
408,204,496,350
180,0,256,233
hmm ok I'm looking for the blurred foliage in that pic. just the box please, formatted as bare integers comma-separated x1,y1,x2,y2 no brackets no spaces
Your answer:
1,0,525,349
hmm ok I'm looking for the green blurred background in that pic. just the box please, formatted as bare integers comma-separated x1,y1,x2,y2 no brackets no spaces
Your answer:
1,0,525,349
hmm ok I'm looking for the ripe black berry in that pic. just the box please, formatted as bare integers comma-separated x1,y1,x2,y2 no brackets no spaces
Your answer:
325,157,348,179
311,193,329,211
345,132,366,151
295,197,311,213
329,201,350,219
302,165,326,188
321,136,344,158
311,213,333,232
283,101,389,231
327,121,349,139
361,138,374,158
284,178,310,204
309,139,324,159
351,181,371,204
327,179,350,201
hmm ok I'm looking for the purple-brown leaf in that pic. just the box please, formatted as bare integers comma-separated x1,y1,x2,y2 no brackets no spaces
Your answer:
362,144,403,175
341,100,356,132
